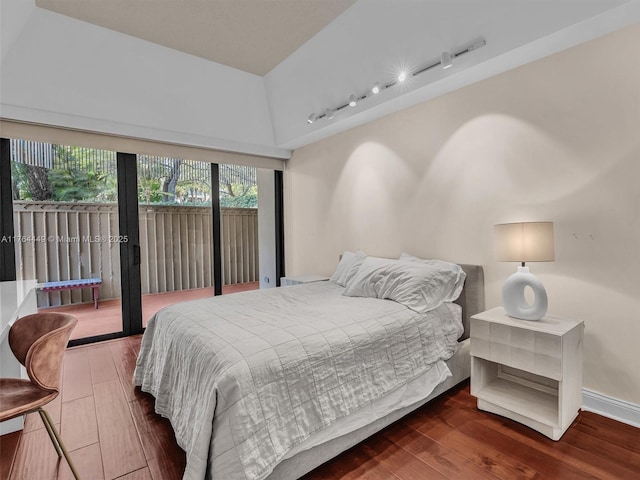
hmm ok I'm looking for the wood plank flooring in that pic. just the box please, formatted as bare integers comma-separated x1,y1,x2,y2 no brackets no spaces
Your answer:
3,336,639,480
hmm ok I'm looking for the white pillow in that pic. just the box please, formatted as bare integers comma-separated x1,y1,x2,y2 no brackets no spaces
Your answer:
330,250,367,286
398,253,466,302
343,256,461,313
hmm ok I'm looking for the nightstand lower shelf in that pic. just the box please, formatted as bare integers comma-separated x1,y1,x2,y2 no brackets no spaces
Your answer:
475,376,562,432
472,357,567,439
476,398,575,441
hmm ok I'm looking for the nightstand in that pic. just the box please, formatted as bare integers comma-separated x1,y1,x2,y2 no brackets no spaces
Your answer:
280,274,330,286
470,306,584,440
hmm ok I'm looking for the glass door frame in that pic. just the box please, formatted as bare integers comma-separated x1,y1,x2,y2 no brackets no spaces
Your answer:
114,152,143,341
0,138,16,282
211,163,223,295
1,139,280,346
0,140,144,346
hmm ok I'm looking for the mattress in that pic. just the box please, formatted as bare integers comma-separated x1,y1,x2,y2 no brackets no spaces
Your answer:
268,338,470,478
134,281,464,480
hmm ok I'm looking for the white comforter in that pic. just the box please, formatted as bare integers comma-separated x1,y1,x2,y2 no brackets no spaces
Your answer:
134,281,463,480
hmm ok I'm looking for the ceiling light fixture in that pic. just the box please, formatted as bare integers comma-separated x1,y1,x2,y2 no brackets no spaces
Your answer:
440,51,453,70
306,38,486,125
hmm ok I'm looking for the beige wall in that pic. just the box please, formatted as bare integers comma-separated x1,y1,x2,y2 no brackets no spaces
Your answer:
284,25,640,404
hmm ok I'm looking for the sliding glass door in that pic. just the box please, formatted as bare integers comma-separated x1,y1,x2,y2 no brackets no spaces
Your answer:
219,164,260,294
1,136,278,345
137,155,215,326
9,140,127,342
136,159,262,325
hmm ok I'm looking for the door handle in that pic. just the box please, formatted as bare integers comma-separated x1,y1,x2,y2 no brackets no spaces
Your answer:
133,244,141,266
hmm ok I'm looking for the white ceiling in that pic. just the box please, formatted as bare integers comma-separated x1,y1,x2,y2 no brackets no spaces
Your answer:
6,0,640,155
36,0,357,76
266,0,638,148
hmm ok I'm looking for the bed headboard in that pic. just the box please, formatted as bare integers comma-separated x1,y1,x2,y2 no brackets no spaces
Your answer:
454,264,485,341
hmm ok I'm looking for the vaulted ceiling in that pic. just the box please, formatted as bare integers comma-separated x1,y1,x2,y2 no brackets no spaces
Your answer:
35,0,357,76
4,1,640,157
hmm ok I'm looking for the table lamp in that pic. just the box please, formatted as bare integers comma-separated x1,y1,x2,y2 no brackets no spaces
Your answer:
494,222,555,320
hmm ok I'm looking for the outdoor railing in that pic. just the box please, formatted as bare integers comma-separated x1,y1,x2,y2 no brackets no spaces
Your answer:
12,201,259,307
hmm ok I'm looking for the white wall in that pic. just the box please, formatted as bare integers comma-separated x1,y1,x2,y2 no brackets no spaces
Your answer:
4,1,639,157
257,169,276,289
284,25,640,405
0,1,288,159
0,0,35,63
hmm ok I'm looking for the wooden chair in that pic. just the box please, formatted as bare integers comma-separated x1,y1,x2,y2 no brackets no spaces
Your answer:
0,312,79,479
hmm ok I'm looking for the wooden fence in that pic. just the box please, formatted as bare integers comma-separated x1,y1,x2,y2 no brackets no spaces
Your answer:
12,201,259,307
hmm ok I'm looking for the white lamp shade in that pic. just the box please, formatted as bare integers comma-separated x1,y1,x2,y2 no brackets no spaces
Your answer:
494,222,554,263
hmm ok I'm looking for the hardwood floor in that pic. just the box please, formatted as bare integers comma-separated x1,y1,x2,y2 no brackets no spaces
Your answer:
3,337,639,479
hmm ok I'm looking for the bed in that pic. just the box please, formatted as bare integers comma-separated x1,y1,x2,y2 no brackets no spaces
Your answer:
134,261,484,480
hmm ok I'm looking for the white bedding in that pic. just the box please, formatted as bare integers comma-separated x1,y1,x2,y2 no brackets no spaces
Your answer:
134,281,463,480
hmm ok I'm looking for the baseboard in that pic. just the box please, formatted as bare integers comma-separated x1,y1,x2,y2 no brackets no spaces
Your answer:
582,388,640,428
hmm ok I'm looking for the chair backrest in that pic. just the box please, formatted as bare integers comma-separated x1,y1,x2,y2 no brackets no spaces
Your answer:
8,313,77,392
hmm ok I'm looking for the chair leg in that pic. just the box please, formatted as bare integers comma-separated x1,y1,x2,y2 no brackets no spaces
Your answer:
38,408,81,480
38,409,63,457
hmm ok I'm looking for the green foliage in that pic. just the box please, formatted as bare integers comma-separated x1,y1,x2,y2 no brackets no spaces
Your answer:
175,180,211,206
10,162,29,200
11,145,117,202
98,176,118,202
219,183,257,208
48,168,109,202
48,146,117,202
11,143,257,208
220,193,257,208
138,176,164,204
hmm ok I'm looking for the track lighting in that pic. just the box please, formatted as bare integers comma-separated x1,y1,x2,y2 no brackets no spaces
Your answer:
306,38,486,124
440,51,452,70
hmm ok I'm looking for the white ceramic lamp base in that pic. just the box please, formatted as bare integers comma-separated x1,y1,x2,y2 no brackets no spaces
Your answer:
502,266,548,321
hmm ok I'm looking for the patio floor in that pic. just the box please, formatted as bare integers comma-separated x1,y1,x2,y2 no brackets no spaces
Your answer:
43,282,259,340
